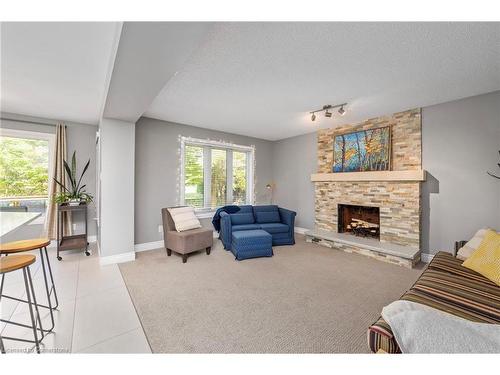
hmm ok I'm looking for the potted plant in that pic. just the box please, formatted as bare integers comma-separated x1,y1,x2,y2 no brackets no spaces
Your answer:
53,151,94,205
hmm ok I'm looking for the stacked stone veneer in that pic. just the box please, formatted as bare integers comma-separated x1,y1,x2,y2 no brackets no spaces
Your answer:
315,108,422,249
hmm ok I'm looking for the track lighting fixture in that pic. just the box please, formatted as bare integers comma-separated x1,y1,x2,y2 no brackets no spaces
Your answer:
309,103,347,122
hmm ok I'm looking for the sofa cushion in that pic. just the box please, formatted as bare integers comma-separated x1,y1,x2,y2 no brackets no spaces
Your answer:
260,223,289,234
232,228,271,241
230,213,255,225
237,205,254,214
255,211,281,224
232,224,261,231
253,205,280,222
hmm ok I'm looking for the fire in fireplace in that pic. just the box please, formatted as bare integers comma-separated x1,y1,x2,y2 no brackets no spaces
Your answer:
338,204,380,239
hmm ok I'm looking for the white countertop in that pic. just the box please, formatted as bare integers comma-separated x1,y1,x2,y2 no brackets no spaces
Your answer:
0,212,42,237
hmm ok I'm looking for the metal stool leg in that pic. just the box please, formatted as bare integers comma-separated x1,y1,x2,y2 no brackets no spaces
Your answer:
39,248,55,332
22,267,41,353
43,247,59,309
26,267,44,342
0,273,5,303
0,253,7,304
0,249,58,335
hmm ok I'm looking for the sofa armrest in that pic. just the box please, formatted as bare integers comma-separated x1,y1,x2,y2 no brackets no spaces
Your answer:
220,211,232,249
279,207,296,229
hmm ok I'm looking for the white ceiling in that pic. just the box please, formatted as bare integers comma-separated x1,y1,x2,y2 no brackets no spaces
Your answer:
103,22,211,123
145,22,500,140
1,22,120,124
1,22,499,138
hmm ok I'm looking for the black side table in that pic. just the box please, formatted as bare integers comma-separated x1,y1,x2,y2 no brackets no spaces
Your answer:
56,202,89,260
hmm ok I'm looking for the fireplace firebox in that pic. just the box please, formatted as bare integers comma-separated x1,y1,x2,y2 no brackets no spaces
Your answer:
338,204,380,239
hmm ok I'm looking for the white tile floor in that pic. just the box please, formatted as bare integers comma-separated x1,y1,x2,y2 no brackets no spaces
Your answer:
0,245,151,353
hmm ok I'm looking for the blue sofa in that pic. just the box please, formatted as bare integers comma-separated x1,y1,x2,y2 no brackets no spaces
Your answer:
219,205,296,249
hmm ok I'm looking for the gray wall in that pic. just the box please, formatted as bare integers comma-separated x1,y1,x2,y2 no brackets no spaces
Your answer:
99,118,136,257
135,117,274,244
0,112,97,242
421,91,500,255
270,91,500,255
272,132,317,229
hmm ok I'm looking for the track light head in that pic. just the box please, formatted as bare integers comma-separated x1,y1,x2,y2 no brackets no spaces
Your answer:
309,102,347,121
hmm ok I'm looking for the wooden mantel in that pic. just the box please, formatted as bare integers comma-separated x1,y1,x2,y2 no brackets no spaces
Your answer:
310,170,426,182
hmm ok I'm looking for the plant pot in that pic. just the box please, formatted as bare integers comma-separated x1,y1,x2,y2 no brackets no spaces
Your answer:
68,199,81,206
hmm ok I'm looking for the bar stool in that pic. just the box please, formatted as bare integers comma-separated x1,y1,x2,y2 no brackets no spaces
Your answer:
0,238,58,332
0,254,44,353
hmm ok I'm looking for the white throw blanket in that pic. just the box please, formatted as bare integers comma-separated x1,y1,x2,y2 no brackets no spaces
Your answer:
381,300,500,353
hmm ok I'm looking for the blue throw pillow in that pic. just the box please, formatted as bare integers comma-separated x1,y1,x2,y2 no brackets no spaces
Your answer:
230,213,255,225
255,211,281,224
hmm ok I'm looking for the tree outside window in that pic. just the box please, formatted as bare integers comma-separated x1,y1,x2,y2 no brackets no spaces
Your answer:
182,139,252,209
0,135,50,213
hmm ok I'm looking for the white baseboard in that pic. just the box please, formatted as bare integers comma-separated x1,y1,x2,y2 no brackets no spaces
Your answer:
294,227,310,235
134,240,164,252
99,251,136,266
421,253,435,263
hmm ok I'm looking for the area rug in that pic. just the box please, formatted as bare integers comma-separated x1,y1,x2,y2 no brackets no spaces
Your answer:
118,235,423,353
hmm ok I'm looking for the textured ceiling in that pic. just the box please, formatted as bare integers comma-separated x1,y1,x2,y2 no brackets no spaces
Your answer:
1,22,120,124
145,22,500,140
103,22,211,123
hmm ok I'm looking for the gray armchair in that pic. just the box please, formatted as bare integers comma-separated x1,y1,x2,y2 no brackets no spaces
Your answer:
161,207,213,263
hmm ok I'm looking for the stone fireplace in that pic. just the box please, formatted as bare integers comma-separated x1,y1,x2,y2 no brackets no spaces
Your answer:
306,108,424,268
338,204,380,240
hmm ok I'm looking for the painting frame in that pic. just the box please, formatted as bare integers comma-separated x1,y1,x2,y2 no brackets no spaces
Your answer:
332,126,392,173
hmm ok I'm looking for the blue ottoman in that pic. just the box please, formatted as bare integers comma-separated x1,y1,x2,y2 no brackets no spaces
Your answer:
231,229,273,260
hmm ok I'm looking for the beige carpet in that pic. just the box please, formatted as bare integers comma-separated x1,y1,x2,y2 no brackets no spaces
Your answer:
119,235,423,353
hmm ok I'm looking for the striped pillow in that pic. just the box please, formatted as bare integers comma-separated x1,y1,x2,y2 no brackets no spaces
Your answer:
168,206,202,232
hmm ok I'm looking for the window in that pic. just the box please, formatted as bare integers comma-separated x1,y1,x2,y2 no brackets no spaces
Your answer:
0,129,54,215
181,137,254,210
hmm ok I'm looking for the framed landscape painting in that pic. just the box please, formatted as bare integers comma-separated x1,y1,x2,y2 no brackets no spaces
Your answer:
333,126,391,172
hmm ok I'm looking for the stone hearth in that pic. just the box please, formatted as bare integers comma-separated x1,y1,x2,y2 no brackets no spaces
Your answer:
305,229,421,268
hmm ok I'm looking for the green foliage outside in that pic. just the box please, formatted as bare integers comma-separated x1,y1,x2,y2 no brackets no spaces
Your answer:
0,136,49,198
184,146,247,208
184,145,204,207
232,151,247,204
210,149,227,208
